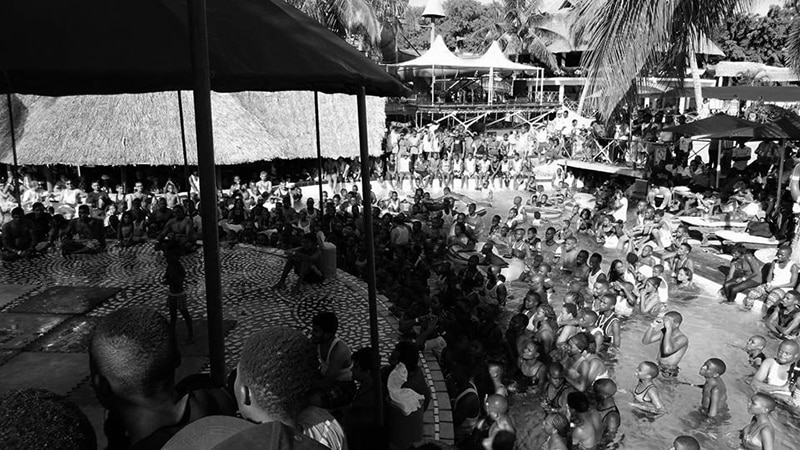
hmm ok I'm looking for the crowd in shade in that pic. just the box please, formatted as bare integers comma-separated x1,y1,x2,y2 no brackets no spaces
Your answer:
1,104,800,449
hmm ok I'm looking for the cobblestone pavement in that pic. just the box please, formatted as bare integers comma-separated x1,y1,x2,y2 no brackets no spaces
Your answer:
0,242,453,445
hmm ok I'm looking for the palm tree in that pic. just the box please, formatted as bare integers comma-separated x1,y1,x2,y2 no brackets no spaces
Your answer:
573,0,749,118
480,0,560,71
286,0,383,47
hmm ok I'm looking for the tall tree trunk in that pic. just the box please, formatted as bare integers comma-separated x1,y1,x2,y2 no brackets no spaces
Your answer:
689,49,703,112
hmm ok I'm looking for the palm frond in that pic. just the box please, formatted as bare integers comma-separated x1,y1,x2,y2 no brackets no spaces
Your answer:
525,35,560,71
333,0,381,44
789,20,800,77
575,0,748,117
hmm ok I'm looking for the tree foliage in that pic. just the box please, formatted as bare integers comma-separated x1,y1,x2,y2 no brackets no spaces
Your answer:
437,0,493,53
712,5,799,67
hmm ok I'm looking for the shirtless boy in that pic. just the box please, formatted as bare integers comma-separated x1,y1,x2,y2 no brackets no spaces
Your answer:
480,394,515,450
698,358,728,418
641,311,689,378
633,361,666,412
1,207,36,261
541,363,575,415
567,392,601,450
560,237,579,272
593,379,620,436
565,333,609,392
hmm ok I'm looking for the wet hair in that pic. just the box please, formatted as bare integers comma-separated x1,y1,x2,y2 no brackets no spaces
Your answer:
748,335,766,348
546,413,570,437
647,277,662,289
509,313,529,332
640,361,659,378
238,327,317,419
0,388,97,450
673,435,700,450
590,252,602,263
547,362,564,377
626,252,638,265
312,311,338,335
569,333,589,351
564,291,583,307
90,307,178,398
706,358,727,375
492,430,515,450
562,303,578,318
752,393,776,412
593,378,617,397
579,308,598,323
665,311,683,325
677,267,693,281
395,341,420,372
567,392,590,412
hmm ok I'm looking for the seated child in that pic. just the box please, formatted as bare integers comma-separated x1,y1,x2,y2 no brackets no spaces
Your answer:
479,394,516,450
593,378,620,436
633,361,666,412
698,358,728,418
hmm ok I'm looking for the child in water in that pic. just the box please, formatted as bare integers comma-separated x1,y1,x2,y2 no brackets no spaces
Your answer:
746,335,767,368
633,361,666,412
593,378,621,436
541,413,570,450
479,394,516,450
698,358,728,418
516,336,546,390
675,267,694,289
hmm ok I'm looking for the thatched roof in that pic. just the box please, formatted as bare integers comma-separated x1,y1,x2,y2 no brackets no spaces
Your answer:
0,92,385,166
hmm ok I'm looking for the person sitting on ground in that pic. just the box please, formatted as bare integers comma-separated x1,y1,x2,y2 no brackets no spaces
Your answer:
89,307,236,448
722,245,762,303
746,245,798,313
309,312,356,410
158,205,196,255
641,311,689,378
383,340,431,450
1,207,36,261
479,394,515,450
698,358,728,418
0,388,97,450
765,290,800,339
740,393,776,450
342,347,384,450
118,211,148,247
25,202,56,253
555,303,580,347
593,379,620,437
61,204,106,255
567,392,601,450
632,361,666,413
751,339,799,405
273,233,323,293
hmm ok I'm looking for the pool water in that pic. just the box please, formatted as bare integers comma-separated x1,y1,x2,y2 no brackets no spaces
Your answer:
503,245,800,450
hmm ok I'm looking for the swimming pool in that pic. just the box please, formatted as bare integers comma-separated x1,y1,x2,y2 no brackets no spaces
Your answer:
504,246,800,450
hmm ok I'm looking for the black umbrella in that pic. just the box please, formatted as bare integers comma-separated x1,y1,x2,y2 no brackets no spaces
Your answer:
1,0,405,418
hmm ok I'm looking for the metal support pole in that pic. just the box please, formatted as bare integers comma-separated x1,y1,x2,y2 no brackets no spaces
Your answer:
188,0,225,385
5,93,20,202
177,91,191,192
777,140,786,204
315,92,324,207
715,140,723,189
357,87,384,427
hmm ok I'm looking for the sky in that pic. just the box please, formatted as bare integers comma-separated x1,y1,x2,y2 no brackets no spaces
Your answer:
407,0,783,12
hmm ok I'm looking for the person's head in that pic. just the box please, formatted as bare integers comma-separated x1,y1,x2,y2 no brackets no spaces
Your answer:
578,308,598,329
645,277,661,293
564,236,577,251
567,333,589,357
636,361,659,380
522,290,542,311
567,391,590,415
484,394,509,419
560,303,579,324
0,388,97,450
547,362,565,387
782,290,800,308
653,264,664,277
235,327,317,424
390,341,420,372
611,259,624,275
670,435,701,450
311,311,338,344
89,307,179,409
351,347,374,383
593,281,610,299
746,335,766,352
747,393,776,416
678,243,692,257
776,244,793,263
545,226,556,241
626,252,639,267
589,253,602,269
593,378,617,400
699,358,726,379
10,206,24,221
776,339,800,365
731,244,747,259
491,430,516,450
664,311,683,328
543,412,570,437
676,267,693,283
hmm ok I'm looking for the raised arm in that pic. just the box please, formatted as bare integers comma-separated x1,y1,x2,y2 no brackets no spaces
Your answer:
642,322,663,345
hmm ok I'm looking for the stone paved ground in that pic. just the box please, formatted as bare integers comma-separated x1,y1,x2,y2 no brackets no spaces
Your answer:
0,242,453,447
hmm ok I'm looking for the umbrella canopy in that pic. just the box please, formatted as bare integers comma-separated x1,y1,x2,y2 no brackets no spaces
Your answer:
469,41,543,73
0,92,385,166
395,35,467,69
0,0,408,97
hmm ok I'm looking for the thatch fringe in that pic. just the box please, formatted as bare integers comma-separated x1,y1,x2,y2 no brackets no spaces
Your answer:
0,92,385,166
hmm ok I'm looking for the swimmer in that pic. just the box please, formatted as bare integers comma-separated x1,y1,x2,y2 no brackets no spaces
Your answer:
567,392,601,450
541,363,575,415
741,335,767,369
698,358,728,418
675,267,694,289
652,264,669,304
595,293,621,350
516,336,546,389
670,435,700,450
572,250,591,284
488,363,509,397
751,339,799,404
639,278,666,315
765,289,800,339
593,378,620,436
565,334,609,392
642,311,689,378
559,237,579,272
541,413,570,450
740,393,776,450
577,309,603,354
479,394,515,450
632,361,666,412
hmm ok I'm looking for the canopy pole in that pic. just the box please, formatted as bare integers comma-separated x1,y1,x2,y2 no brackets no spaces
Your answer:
5,93,20,202
188,0,225,385
315,92,324,207
715,140,722,189
177,91,191,192
357,87,384,428
432,64,436,104
777,140,786,210
488,67,494,105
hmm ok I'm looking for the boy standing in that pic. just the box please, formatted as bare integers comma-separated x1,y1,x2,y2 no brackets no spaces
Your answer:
698,358,728,418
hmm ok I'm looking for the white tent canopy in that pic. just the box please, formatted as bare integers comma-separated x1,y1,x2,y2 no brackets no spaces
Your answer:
396,35,467,69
